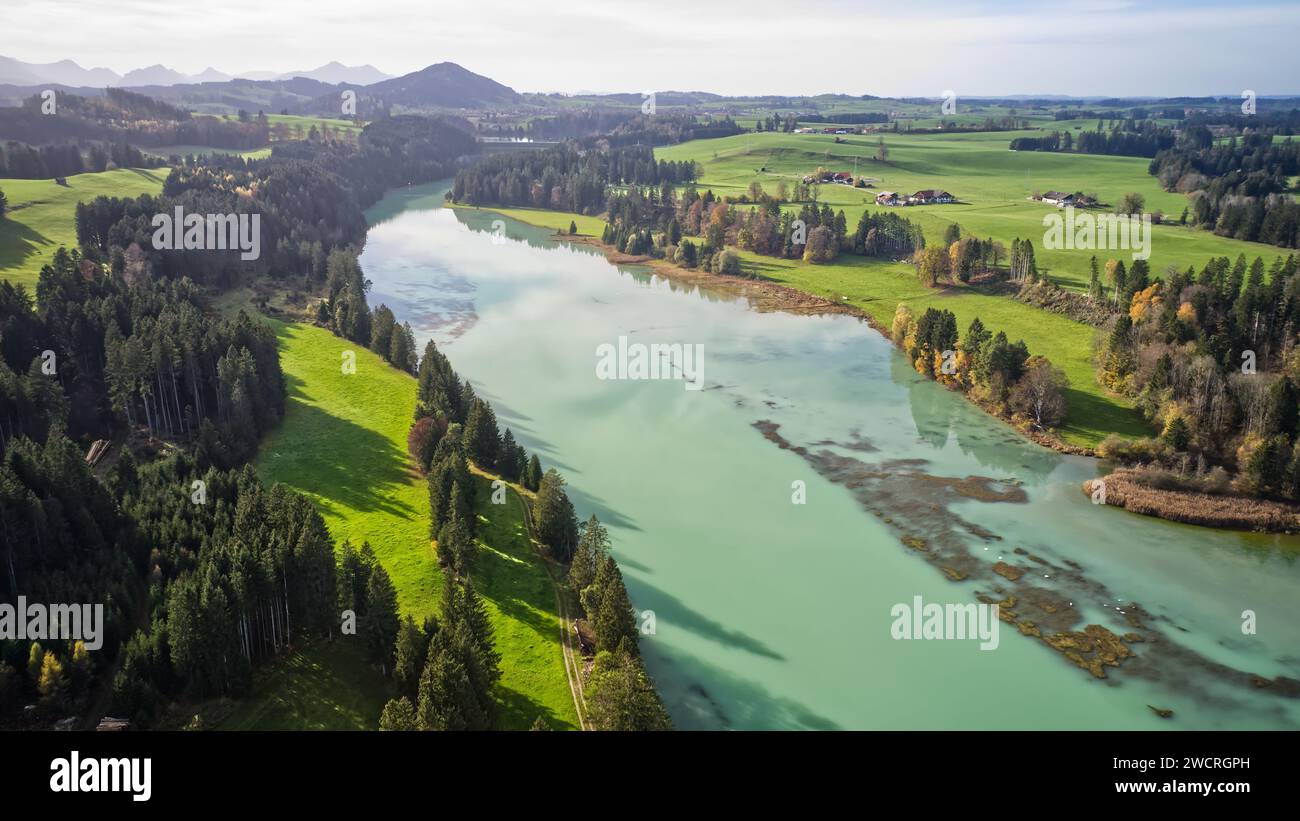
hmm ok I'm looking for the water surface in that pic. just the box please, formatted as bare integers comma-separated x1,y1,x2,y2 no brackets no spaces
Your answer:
360,183,1300,730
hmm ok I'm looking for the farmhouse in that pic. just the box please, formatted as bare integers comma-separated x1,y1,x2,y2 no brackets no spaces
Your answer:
1042,191,1075,206
910,189,955,204
875,191,901,205
803,170,854,184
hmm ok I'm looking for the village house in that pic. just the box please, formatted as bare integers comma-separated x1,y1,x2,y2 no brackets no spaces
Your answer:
875,191,900,205
909,189,955,204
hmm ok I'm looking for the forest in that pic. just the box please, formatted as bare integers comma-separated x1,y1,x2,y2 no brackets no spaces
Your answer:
1095,250,1300,500
450,144,696,215
1149,125,1300,249
73,114,478,287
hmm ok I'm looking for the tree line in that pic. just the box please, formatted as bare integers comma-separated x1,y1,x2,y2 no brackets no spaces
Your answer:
0,141,165,179
1010,119,1176,158
450,144,697,216
392,335,669,730
594,181,924,276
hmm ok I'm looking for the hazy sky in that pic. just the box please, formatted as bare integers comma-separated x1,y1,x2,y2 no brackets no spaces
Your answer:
3,0,1298,96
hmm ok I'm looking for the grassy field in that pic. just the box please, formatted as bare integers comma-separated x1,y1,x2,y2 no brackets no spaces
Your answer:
447,202,608,237
656,130,1289,292
0,167,168,290
250,319,577,730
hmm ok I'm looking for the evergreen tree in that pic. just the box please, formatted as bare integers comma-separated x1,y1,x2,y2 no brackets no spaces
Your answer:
379,696,419,730
523,454,542,491
463,398,500,467
364,564,400,675
569,514,610,594
534,469,579,561
393,616,429,699
497,429,520,481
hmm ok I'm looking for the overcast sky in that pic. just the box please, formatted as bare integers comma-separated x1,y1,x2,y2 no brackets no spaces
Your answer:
3,0,1297,96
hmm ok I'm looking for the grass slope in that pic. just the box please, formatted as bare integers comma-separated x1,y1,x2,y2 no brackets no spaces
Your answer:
0,168,168,290
250,319,576,729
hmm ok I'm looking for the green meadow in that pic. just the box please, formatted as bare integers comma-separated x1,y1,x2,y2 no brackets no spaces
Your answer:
251,319,577,730
447,201,608,236
656,130,1289,293
0,167,168,289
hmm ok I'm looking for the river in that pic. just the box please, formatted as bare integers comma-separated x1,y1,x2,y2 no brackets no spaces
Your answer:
359,182,1300,730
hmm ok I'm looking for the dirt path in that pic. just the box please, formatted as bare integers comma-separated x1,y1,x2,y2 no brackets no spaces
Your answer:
512,487,590,730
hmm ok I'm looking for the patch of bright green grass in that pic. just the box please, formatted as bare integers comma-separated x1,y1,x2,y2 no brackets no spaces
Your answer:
470,472,578,730
0,168,168,290
446,202,607,237
253,320,576,729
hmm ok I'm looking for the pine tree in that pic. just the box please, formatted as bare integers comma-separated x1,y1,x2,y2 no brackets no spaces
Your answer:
379,696,419,730
497,429,520,481
534,469,579,561
569,514,610,596
523,454,542,491
364,564,400,675
393,616,429,699
463,398,499,467
592,556,639,652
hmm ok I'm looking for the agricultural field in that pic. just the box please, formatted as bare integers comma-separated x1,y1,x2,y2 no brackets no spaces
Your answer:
252,319,577,730
265,113,364,141
656,130,1291,293
0,167,168,289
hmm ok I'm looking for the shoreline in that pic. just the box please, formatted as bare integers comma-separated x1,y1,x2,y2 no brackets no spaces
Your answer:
470,205,1096,457
448,202,1300,535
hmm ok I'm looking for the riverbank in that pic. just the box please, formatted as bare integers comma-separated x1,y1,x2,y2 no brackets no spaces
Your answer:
1084,470,1300,533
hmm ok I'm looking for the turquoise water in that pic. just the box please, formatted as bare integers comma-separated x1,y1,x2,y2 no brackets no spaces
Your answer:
360,183,1300,730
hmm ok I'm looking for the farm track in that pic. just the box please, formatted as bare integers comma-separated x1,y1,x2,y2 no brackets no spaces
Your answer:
513,487,590,730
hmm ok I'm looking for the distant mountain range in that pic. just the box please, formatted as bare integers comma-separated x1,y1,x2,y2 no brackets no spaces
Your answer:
0,55,393,87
